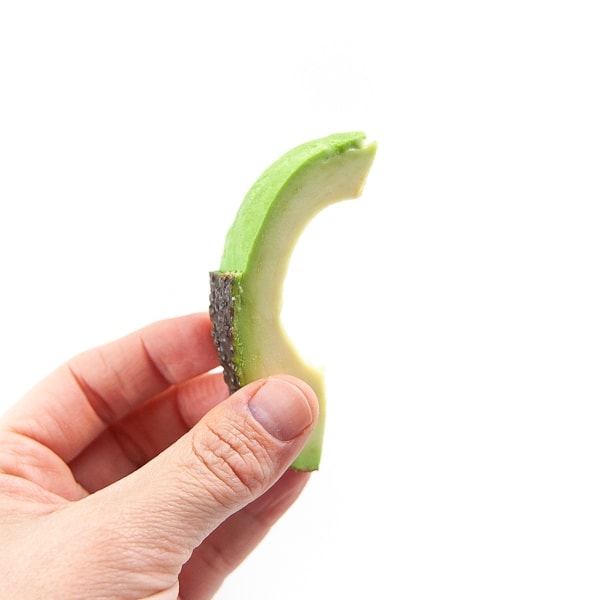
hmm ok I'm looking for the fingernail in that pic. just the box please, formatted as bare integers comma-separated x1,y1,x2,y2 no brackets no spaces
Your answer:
248,378,314,441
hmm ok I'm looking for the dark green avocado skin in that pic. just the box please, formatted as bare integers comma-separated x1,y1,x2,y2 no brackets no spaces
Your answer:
209,271,241,394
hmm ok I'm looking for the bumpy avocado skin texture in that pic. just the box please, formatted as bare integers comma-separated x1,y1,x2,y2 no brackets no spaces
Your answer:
208,272,241,394
209,132,377,471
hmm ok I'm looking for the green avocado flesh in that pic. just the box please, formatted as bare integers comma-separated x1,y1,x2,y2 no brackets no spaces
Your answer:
209,131,377,471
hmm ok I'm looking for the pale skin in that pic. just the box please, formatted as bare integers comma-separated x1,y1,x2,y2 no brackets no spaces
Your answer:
0,313,319,599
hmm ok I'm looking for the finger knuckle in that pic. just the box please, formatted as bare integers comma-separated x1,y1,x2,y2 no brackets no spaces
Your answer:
192,421,271,506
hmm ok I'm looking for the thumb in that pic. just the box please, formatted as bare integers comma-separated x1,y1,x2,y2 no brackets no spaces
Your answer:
90,375,318,559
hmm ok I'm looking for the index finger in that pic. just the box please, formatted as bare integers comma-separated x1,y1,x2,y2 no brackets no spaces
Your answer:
0,313,220,462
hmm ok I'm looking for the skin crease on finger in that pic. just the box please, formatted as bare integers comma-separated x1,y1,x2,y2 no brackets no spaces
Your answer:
0,314,319,599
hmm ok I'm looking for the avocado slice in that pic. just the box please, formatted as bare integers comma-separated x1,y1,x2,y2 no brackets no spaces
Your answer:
209,131,377,471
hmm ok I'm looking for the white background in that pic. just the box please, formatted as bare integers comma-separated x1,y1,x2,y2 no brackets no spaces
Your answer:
1,2,600,598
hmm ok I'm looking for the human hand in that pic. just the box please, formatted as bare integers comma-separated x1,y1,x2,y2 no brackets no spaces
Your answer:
0,313,318,599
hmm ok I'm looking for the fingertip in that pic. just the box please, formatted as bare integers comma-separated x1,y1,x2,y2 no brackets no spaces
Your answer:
247,376,318,442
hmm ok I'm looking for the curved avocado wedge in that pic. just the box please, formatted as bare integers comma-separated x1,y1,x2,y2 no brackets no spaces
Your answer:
209,131,377,471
